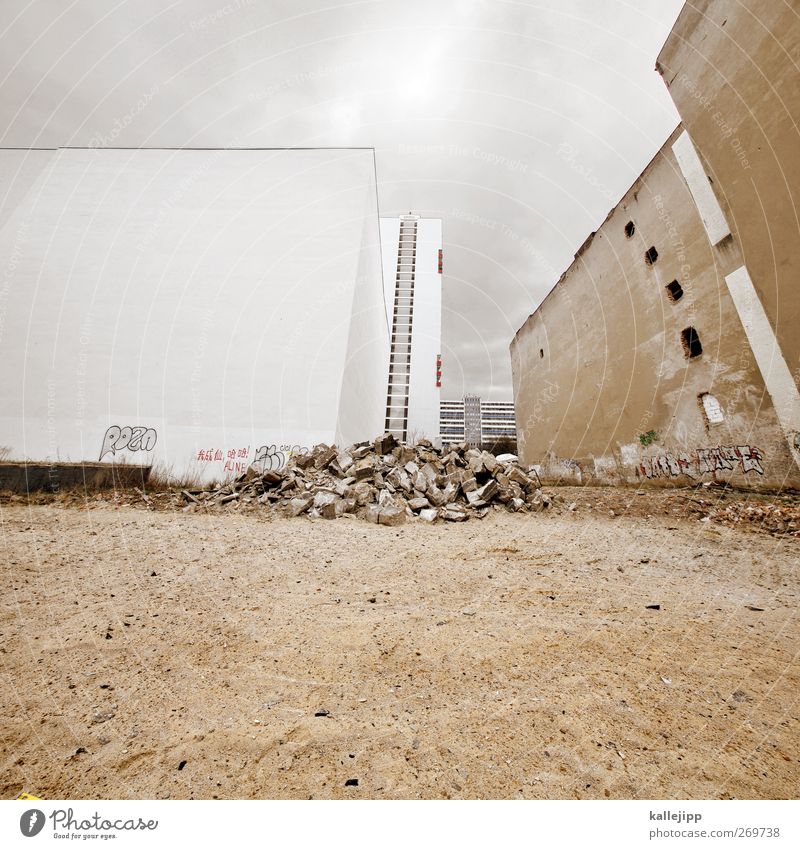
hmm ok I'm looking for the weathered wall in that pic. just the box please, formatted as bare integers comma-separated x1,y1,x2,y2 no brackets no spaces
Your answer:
657,1,800,462
510,125,800,490
0,147,388,483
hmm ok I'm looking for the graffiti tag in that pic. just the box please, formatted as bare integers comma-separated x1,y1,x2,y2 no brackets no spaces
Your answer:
100,426,157,460
196,446,251,474
639,445,764,480
251,444,309,472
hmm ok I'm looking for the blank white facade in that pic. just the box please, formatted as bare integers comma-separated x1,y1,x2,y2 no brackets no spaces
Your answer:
0,147,389,482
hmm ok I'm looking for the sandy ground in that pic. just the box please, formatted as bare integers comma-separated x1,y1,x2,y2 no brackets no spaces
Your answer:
1,493,798,800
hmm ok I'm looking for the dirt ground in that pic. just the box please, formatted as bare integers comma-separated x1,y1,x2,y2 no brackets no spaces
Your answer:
1,488,798,800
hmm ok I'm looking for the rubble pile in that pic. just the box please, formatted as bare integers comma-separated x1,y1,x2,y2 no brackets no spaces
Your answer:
184,434,551,524
706,500,800,537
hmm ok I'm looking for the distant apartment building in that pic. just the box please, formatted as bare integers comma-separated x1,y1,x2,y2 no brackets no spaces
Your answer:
440,396,517,451
380,214,443,443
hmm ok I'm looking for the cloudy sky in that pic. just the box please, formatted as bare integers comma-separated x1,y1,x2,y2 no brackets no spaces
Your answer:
0,0,683,399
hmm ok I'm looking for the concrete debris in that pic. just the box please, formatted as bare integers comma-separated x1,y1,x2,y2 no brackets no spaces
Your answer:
189,434,553,525
705,501,800,537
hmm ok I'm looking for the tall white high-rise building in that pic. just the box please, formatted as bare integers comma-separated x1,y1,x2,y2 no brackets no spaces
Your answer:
380,214,443,444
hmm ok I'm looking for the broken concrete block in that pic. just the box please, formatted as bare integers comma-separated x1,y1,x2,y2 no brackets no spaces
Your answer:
481,451,497,472
420,462,438,483
460,475,478,493
442,483,458,504
352,481,373,506
476,479,498,502
506,466,530,486
313,491,337,509
366,505,381,523
312,445,337,470
374,433,397,455
399,471,413,494
286,495,314,517
378,505,406,526
293,453,315,469
405,461,419,476
442,507,468,522
509,497,526,512
353,458,375,481
418,508,438,522
378,489,396,507
385,468,402,489
413,471,428,493
320,500,339,520
336,452,354,472
426,485,446,507
408,496,430,511
333,480,351,497
527,495,545,512
396,446,415,464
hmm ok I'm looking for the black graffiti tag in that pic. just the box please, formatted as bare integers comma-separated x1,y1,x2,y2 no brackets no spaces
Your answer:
100,425,157,460
253,444,285,471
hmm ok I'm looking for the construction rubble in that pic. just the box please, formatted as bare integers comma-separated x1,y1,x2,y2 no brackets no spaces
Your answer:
181,434,551,524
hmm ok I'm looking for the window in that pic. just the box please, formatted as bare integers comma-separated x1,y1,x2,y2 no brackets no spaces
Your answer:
624,221,635,238
665,280,683,302
645,246,659,265
699,393,724,425
681,327,703,358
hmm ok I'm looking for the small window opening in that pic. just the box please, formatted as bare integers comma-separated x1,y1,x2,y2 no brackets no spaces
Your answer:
644,246,659,265
624,221,635,238
539,348,544,358
665,280,683,302
681,326,703,358
699,393,724,425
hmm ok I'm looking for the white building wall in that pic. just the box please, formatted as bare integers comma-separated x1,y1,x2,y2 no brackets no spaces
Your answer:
0,147,388,482
379,215,442,443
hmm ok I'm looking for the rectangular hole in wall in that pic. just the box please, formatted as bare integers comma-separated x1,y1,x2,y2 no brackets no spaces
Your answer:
665,280,683,302
681,326,703,358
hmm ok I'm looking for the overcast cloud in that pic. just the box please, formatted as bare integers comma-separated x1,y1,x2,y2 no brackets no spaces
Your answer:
0,0,683,399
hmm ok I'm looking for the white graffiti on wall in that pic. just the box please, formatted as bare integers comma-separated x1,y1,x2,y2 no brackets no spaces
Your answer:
639,444,765,480
100,425,157,460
